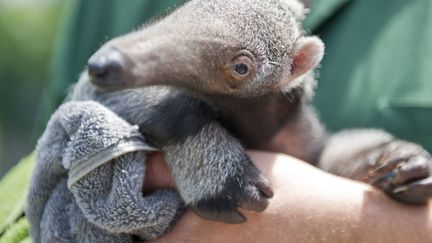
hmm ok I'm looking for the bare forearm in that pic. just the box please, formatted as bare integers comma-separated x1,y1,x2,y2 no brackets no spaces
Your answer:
145,152,432,243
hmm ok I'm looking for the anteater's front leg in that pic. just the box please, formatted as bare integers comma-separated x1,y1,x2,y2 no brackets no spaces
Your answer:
142,97,273,224
319,129,432,204
163,122,273,224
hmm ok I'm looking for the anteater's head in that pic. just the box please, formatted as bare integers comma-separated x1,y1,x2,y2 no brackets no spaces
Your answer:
87,0,324,98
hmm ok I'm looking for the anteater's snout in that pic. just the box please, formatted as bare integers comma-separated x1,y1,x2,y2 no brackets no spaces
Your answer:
87,47,128,89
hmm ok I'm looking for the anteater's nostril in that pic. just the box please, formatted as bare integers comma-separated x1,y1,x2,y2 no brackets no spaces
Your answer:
88,59,109,78
87,48,126,86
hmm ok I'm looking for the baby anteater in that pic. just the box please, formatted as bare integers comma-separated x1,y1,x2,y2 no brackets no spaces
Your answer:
29,0,432,242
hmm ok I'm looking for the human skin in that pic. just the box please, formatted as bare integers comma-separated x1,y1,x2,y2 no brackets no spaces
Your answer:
142,151,432,243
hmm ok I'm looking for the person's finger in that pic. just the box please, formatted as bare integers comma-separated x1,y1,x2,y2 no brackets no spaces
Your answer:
143,152,176,191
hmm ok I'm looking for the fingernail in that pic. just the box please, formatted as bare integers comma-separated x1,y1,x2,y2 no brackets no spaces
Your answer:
393,186,409,193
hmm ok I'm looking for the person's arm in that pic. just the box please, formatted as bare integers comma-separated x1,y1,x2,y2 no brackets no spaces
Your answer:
143,151,432,243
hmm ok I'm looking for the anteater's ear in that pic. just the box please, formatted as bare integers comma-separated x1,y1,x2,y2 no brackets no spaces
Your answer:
289,36,324,81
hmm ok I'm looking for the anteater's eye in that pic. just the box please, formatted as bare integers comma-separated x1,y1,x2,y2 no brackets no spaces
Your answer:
230,52,255,80
233,63,249,75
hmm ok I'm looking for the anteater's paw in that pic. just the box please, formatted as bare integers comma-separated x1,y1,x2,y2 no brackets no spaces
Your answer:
191,161,273,224
366,140,432,204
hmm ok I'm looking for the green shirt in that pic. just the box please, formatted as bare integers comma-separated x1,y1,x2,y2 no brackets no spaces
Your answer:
307,0,432,152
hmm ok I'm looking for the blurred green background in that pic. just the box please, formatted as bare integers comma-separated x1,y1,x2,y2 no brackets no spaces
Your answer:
0,0,65,177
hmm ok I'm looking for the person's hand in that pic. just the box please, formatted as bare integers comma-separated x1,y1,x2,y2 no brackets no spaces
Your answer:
142,151,432,243
143,152,176,191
